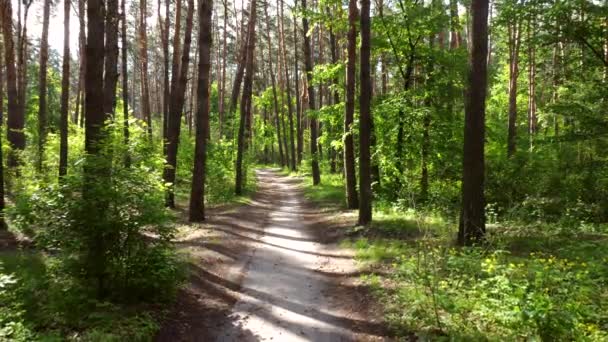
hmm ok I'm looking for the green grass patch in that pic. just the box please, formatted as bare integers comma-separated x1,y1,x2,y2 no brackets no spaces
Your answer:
297,169,608,340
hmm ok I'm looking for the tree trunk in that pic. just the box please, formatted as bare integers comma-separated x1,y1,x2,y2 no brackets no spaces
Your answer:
263,0,285,166
10,1,30,167
359,0,372,225
59,0,71,177
122,0,131,167
345,0,359,210
164,0,195,207
229,3,250,115
235,0,257,195
527,14,537,137
190,0,213,222
302,0,321,185
219,0,228,137
294,15,303,165
74,0,86,125
507,18,521,157
0,26,6,228
160,0,170,153
279,0,296,171
104,0,120,118
458,0,488,246
139,0,153,137
37,0,51,171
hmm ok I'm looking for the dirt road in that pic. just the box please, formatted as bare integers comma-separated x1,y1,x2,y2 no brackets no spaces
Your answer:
156,169,387,341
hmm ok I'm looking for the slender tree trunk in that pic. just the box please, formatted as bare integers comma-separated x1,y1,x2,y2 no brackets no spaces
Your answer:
190,0,213,222
164,0,182,148
302,0,321,185
359,0,372,225
449,0,462,49
235,0,257,195
229,3,250,114
10,1,30,167
104,0,120,118
345,0,359,209
160,0,170,153
278,0,296,170
219,0,228,137
164,0,195,207
263,0,284,166
0,23,6,228
458,0,488,246
59,0,71,177
294,15,303,165
122,0,131,167
37,0,51,171
507,18,521,157
139,0,153,137
74,0,86,125
527,13,537,137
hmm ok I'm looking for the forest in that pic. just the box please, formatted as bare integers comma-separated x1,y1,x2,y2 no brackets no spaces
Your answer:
0,0,607,339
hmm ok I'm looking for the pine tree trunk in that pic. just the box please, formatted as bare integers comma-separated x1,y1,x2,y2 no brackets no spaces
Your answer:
359,0,372,225
507,19,521,157
59,0,71,177
229,3,250,114
279,0,296,171
139,0,153,137
164,0,195,207
263,0,285,166
190,0,213,222
458,0,488,246
527,14,537,137
122,0,131,167
37,0,51,171
236,0,257,195
219,0,228,137
160,0,170,152
0,26,7,228
345,0,359,209
294,15,303,165
104,0,120,118
301,0,321,185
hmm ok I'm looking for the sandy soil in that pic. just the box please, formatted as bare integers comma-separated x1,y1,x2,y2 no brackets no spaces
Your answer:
156,169,389,342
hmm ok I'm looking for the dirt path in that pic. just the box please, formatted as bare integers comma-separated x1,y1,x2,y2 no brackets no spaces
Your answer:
156,169,388,341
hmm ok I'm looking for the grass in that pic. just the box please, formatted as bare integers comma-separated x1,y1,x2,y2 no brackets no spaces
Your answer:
293,168,608,340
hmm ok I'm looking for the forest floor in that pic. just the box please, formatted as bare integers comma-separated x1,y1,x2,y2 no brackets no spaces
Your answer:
156,168,390,341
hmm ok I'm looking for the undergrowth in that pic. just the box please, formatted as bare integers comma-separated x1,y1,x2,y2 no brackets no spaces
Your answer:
294,167,608,340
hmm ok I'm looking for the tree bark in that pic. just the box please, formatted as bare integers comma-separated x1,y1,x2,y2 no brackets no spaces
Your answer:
122,0,131,167
160,0,170,153
139,0,153,137
0,28,6,228
294,15,303,165
507,18,521,157
263,0,284,166
345,0,359,210
37,0,51,171
359,0,372,225
164,0,195,207
59,0,71,177
527,14,537,137
302,0,321,185
229,2,250,115
74,0,86,125
104,0,120,118
219,0,228,137
458,0,488,246
190,0,213,222
235,0,257,195
279,0,296,171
